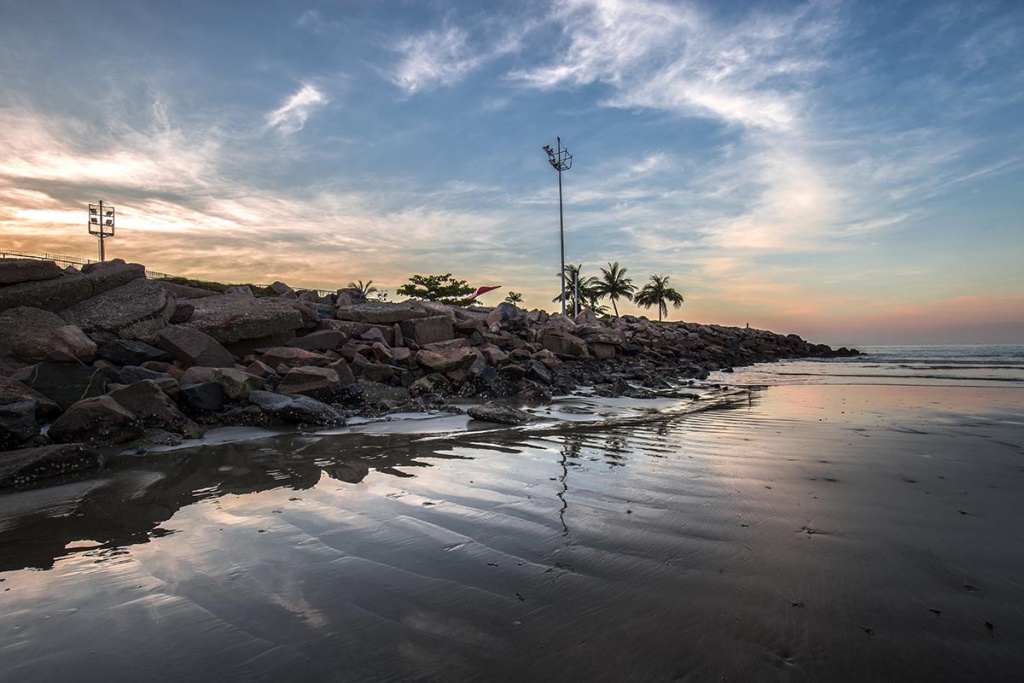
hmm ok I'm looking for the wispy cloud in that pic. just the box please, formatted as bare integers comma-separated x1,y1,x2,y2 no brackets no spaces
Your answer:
265,84,328,134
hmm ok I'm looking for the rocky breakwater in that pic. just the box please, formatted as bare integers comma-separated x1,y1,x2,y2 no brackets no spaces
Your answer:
0,257,857,488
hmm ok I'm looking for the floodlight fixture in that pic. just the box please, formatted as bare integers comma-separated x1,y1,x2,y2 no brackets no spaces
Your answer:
88,200,115,261
543,136,573,315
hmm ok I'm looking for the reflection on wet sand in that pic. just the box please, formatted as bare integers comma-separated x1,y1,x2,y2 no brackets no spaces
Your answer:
2,386,1024,681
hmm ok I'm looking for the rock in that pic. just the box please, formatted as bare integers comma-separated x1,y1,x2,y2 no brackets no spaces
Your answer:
224,285,254,296
319,320,395,345
108,380,201,438
467,402,537,425
154,281,220,299
156,326,236,368
0,377,61,417
0,259,145,314
11,322,97,365
276,366,340,398
0,306,66,361
350,356,394,383
245,360,277,379
540,329,589,357
286,329,345,351
486,302,520,332
247,390,345,426
0,400,40,450
328,358,356,385
184,294,305,344
19,362,110,410
212,368,265,401
258,347,327,368
399,316,455,345
269,281,292,296
179,366,219,386
335,303,431,325
169,300,195,324
0,443,105,488
335,287,367,305
97,339,171,366
358,327,388,345
182,382,227,412
415,346,479,375
118,365,172,384
0,258,62,285
49,395,142,444
60,278,176,342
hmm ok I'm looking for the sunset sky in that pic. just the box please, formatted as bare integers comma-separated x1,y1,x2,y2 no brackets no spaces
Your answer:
1,0,1021,345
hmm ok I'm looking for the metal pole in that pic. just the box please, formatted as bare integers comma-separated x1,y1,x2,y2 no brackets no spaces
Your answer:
558,151,566,316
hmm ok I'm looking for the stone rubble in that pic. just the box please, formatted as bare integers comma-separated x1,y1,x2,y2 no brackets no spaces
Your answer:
0,257,859,487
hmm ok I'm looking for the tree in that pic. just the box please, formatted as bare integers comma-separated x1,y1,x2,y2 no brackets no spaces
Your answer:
593,261,636,317
551,264,602,316
347,279,378,297
634,274,684,322
504,291,523,304
397,273,476,305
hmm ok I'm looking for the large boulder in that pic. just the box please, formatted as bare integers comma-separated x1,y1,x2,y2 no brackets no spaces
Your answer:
0,443,105,488
108,380,201,438
0,400,40,450
399,316,455,345
60,278,176,342
247,390,346,426
540,329,589,357
335,302,430,325
184,294,306,344
0,307,65,360
276,366,340,398
0,258,62,286
211,368,265,401
156,326,236,368
49,395,143,444
97,339,171,366
0,259,145,314
19,362,110,410
286,329,345,351
415,346,479,375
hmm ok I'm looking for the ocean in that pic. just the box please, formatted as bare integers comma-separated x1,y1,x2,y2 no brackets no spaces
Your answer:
1,345,1023,681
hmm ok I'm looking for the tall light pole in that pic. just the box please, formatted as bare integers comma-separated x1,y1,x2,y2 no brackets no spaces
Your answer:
88,201,115,261
543,137,573,315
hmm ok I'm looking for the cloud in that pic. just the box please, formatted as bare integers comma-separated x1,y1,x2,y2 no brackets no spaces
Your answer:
265,84,328,134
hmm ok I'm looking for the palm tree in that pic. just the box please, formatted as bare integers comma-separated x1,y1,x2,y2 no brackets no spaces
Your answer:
593,261,636,317
634,274,684,322
551,264,601,316
347,279,378,298
504,291,523,304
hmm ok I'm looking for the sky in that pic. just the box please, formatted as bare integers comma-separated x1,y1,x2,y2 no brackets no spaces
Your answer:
0,0,1022,345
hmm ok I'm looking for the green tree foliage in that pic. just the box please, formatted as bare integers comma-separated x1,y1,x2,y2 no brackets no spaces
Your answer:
504,291,523,304
551,264,604,315
593,261,636,317
634,274,685,322
397,273,475,305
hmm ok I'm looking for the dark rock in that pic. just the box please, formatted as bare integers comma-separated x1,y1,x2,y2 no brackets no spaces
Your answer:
0,260,144,314
224,285,254,296
169,300,195,324
247,390,345,426
351,356,395,383
49,395,142,444
20,361,109,410
286,329,344,351
0,306,65,360
319,320,395,345
155,281,220,299
0,258,62,285
276,366,340,398
60,278,176,342
0,400,40,450
182,382,227,412
358,327,388,345
0,443,104,488
258,347,327,368
0,377,61,417
467,402,537,425
335,287,368,305
184,294,305,344
327,358,356,384
415,346,478,375
118,365,172,384
400,316,455,345
156,326,235,368
108,380,201,438
97,339,171,366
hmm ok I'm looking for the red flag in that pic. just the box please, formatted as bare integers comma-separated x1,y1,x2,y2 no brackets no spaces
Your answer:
467,285,501,301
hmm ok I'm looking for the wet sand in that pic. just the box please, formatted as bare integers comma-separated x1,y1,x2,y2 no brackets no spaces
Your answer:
1,384,1023,682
